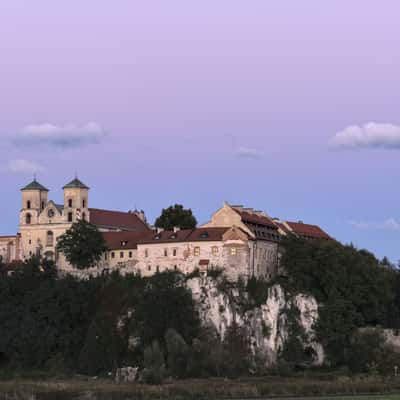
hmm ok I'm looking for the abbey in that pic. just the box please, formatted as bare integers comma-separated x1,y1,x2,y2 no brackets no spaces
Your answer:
1,178,331,281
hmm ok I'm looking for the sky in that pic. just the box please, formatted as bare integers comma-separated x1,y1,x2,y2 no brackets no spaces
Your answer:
1,1,400,262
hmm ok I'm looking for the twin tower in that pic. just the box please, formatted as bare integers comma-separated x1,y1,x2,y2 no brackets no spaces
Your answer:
20,177,90,226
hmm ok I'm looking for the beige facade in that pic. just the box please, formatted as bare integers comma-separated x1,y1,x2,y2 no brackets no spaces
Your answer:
0,235,20,264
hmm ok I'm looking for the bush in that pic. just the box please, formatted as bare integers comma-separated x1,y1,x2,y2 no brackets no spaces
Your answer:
142,341,166,384
165,329,189,378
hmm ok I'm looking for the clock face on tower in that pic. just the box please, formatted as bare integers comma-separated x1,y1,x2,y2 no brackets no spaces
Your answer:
48,209,55,218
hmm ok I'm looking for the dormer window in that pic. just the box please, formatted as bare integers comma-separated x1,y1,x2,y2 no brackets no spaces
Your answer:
200,232,209,238
155,234,161,240
121,241,128,247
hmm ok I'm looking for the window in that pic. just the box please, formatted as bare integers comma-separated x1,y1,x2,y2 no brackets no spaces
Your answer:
68,212,73,222
145,249,149,257
82,199,86,208
111,252,115,259
68,199,73,208
41,201,45,210
82,212,86,221
173,248,177,256
25,213,32,224
27,200,31,209
164,248,168,257
212,246,218,256
129,251,133,258
29,240,32,245
230,247,237,256
174,265,177,270
156,266,160,273
148,265,151,271
120,252,124,258
194,247,200,256
46,231,54,246
200,232,209,238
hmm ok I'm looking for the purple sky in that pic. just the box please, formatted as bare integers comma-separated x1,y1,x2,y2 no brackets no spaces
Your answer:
1,1,400,261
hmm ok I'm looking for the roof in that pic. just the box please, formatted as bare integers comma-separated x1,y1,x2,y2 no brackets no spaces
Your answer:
55,204,64,213
231,207,277,229
21,179,49,192
63,178,89,190
285,221,331,240
139,227,230,245
89,208,150,232
102,231,150,250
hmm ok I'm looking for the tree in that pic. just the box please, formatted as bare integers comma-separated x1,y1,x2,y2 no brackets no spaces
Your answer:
154,204,197,230
142,341,166,384
165,328,189,378
57,220,108,269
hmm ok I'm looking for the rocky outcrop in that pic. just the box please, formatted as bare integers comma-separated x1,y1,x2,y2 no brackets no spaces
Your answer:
187,277,324,366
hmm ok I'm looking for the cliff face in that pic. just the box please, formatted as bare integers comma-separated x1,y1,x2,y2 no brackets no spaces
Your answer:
187,277,324,366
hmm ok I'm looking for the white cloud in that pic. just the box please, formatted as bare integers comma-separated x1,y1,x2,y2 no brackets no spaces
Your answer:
12,122,108,148
7,159,45,174
348,218,400,231
330,122,400,150
234,147,263,159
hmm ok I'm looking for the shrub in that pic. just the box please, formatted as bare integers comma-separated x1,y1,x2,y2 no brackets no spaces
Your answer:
142,341,166,384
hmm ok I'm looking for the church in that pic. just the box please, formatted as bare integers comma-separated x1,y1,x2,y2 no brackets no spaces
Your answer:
0,178,331,281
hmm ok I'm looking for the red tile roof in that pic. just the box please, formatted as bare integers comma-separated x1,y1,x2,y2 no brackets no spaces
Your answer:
138,227,230,244
102,231,151,250
232,207,277,229
285,221,331,240
89,208,150,232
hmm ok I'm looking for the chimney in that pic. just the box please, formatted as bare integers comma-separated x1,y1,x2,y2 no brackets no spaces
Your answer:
157,227,164,234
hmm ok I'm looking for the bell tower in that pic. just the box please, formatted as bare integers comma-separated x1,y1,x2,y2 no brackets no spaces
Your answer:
20,179,49,225
63,177,90,223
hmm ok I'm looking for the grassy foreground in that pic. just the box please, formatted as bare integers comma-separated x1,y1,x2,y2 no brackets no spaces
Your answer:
2,375,400,400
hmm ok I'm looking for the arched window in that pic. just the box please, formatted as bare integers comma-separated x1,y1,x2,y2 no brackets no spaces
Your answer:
68,199,73,208
27,200,31,209
25,213,31,224
82,199,86,208
46,231,54,246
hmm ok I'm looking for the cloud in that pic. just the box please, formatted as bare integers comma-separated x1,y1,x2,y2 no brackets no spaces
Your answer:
12,122,108,148
234,147,264,159
348,218,400,231
330,122,400,150
7,159,45,174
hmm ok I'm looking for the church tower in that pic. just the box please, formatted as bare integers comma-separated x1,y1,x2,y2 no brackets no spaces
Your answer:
63,177,90,223
20,179,49,225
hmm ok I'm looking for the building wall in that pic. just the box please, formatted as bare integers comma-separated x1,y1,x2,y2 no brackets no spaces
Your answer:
0,236,20,264
249,240,279,279
201,204,252,236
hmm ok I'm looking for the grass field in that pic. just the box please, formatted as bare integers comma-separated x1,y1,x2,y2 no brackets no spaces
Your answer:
2,375,400,400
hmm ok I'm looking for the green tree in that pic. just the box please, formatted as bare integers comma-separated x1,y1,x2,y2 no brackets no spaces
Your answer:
142,341,166,384
154,204,197,230
165,328,189,378
281,235,395,366
57,220,108,269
